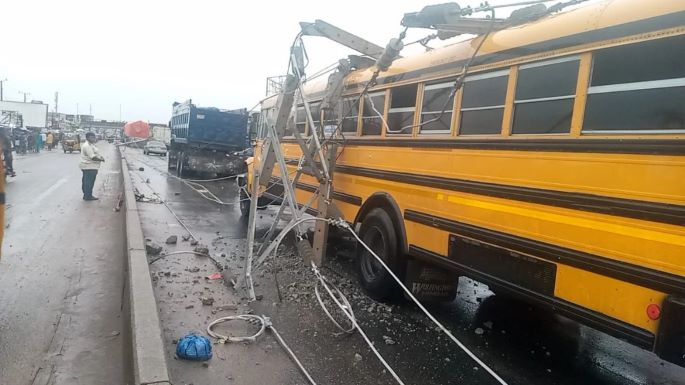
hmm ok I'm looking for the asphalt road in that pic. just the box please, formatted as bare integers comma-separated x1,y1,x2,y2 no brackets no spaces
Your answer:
125,147,685,385
0,143,129,385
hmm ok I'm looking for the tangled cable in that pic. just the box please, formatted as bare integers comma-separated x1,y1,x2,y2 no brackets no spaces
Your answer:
312,262,406,384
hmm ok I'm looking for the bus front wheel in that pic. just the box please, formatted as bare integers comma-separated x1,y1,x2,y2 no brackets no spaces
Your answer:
357,208,405,300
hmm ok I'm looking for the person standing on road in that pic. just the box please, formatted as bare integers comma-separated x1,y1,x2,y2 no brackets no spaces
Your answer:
80,132,105,201
46,132,54,151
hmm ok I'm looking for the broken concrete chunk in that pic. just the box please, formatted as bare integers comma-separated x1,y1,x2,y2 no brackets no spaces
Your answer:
145,242,163,255
214,304,238,311
201,297,215,306
166,235,178,244
182,234,191,242
190,239,199,246
194,246,209,255
474,327,484,335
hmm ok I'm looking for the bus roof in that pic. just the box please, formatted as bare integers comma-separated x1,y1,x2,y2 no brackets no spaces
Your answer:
286,0,685,100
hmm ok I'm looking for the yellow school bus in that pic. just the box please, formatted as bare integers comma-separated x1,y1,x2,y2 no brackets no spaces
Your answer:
252,0,685,366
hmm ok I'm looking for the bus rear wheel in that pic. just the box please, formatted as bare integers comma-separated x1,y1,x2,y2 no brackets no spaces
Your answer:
356,208,404,300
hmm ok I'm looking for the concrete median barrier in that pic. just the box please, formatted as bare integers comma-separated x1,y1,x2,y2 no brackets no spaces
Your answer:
120,152,171,385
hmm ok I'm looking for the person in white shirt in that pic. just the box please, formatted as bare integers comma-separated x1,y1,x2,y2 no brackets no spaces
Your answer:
79,132,105,201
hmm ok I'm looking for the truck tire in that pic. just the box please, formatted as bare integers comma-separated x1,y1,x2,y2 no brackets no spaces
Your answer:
176,153,188,178
168,152,176,170
356,208,406,301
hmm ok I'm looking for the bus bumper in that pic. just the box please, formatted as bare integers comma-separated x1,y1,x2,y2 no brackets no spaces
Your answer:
655,295,685,367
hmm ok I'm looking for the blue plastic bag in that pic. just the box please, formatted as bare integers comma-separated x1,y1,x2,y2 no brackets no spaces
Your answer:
176,334,213,361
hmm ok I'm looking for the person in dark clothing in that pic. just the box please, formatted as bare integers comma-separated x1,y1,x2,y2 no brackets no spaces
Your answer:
0,129,15,177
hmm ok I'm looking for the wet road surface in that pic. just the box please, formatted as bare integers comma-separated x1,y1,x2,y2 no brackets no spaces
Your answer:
0,143,129,385
125,147,685,385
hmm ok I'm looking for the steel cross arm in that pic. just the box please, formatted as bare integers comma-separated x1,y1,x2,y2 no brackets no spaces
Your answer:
290,54,331,182
299,19,384,59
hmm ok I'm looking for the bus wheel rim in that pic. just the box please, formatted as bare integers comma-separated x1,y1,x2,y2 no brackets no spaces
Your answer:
361,226,386,282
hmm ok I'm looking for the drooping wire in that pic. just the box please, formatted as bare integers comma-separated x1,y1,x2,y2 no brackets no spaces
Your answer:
385,8,498,134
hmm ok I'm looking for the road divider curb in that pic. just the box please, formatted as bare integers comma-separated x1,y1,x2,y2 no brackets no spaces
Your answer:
120,151,172,385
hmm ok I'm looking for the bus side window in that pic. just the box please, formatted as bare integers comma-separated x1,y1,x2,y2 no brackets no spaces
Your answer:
459,70,508,135
322,107,338,139
420,82,454,134
341,97,359,136
387,84,417,135
295,105,307,135
512,57,579,134
583,34,685,133
362,91,385,136
309,102,321,137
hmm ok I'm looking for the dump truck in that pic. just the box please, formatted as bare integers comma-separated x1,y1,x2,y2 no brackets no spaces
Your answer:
168,100,249,177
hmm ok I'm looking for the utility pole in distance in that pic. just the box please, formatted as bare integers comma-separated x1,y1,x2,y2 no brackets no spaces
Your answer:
0,78,7,101
18,91,30,103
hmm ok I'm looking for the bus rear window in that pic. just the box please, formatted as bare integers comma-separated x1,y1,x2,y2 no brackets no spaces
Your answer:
584,35,685,133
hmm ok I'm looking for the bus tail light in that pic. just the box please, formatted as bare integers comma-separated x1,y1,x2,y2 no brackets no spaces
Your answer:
646,303,661,320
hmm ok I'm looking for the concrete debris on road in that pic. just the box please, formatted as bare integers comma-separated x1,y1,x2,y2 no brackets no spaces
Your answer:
193,246,209,255
201,297,215,306
190,239,199,246
474,327,484,335
354,353,363,362
166,235,178,244
214,304,238,311
146,241,163,255
182,234,191,242
383,335,396,345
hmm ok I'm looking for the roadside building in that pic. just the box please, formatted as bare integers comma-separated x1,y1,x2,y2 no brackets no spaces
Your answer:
150,123,170,145
0,100,48,129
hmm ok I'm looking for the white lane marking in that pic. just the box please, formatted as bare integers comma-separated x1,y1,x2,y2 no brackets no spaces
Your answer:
35,178,68,205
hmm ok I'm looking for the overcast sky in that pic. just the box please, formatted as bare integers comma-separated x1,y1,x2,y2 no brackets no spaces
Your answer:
2,0,579,123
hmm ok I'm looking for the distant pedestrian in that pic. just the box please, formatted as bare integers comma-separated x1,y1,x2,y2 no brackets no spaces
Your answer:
46,132,54,150
80,132,105,201
36,133,43,153
0,129,15,177
27,134,35,153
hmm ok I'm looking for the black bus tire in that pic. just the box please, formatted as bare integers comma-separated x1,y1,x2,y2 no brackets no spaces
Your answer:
356,208,404,301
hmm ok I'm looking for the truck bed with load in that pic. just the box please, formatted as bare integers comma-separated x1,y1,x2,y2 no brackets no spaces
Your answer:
168,100,249,177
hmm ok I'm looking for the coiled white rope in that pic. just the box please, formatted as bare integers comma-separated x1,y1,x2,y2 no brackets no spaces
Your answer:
206,314,267,343
206,314,318,385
